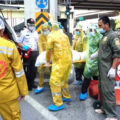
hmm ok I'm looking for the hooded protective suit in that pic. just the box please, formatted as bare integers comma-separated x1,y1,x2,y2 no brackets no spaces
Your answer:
83,26,102,78
73,25,87,68
37,23,50,88
46,22,72,107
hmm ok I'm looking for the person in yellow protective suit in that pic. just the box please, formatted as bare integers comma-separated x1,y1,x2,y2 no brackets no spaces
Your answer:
34,23,50,94
46,22,72,111
72,24,87,85
0,18,28,120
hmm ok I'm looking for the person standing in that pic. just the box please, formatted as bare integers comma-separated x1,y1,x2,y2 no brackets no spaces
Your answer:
72,24,87,85
80,25,102,100
34,23,50,94
92,16,120,120
46,22,72,111
17,18,39,91
0,18,28,120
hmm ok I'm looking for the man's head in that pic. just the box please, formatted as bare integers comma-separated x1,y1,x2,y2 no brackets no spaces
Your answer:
27,18,35,31
98,16,110,34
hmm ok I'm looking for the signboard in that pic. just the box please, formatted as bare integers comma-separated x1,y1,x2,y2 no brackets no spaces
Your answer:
35,12,49,34
35,0,48,9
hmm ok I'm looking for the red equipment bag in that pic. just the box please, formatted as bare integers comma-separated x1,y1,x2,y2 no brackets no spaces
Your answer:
89,80,99,99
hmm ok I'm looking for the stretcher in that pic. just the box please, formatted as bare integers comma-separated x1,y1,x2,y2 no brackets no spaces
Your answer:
39,60,86,68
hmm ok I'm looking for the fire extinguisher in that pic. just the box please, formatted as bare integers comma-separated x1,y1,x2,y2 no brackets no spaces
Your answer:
24,48,32,59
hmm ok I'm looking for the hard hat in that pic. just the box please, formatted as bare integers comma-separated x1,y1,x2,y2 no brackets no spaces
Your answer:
0,19,5,30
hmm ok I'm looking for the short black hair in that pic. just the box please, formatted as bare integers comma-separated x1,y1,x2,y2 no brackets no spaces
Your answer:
99,16,110,27
27,18,35,24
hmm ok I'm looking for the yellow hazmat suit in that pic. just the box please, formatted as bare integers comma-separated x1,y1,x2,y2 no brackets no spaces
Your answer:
46,23,72,107
115,12,120,29
38,32,48,88
0,37,28,120
36,23,52,90
73,26,87,68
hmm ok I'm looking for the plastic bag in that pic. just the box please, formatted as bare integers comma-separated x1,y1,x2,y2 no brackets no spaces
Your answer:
35,51,46,67
72,50,82,62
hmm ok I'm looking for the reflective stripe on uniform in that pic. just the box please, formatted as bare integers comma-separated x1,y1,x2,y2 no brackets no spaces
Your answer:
0,46,13,55
0,47,13,51
0,51,13,55
52,92,61,96
15,69,25,78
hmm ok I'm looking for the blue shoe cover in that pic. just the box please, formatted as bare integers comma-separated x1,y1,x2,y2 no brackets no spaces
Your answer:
34,87,45,94
80,92,88,100
48,104,65,111
62,98,72,102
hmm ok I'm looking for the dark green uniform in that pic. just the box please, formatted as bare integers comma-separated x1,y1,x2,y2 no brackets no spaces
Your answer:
98,29,120,118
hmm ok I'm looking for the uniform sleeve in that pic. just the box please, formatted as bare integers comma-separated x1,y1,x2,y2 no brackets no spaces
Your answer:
110,34,120,58
17,33,24,43
11,43,28,96
72,39,77,50
35,32,39,43
38,36,43,53
46,35,54,50
83,37,87,51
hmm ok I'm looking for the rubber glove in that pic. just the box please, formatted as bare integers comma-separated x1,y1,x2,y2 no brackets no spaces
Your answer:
22,45,29,51
90,51,98,60
107,68,116,79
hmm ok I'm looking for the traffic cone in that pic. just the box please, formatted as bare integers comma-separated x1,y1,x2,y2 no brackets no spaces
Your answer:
115,61,120,106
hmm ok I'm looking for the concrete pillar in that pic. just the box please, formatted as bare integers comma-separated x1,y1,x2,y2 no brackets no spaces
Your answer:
50,0,58,21
24,0,35,23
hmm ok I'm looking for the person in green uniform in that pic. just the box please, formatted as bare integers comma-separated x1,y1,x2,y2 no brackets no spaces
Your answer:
80,25,102,100
91,16,120,120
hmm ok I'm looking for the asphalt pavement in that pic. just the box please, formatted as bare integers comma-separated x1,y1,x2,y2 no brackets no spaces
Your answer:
0,78,120,120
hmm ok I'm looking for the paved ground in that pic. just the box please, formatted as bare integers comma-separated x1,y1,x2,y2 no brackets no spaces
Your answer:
0,77,120,120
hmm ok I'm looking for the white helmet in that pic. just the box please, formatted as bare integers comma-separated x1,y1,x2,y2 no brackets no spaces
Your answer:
0,19,5,30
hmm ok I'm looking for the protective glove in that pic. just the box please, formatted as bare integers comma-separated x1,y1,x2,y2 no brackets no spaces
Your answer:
22,45,29,51
90,51,98,60
107,68,116,79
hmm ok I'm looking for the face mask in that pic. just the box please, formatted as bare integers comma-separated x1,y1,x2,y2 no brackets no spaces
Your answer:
28,26,35,31
76,31,80,35
43,30,50,36
99,28,106,34
89,32,95,36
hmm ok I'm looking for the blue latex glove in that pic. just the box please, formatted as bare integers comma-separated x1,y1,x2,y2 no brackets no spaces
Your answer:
22,45,29,51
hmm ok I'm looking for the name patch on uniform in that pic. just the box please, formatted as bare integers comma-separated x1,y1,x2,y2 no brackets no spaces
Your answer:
115,38,120,46
102,37,107,44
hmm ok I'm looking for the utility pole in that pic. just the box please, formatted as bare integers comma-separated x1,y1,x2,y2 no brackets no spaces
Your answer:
50,0,58,21
66,0,71,35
